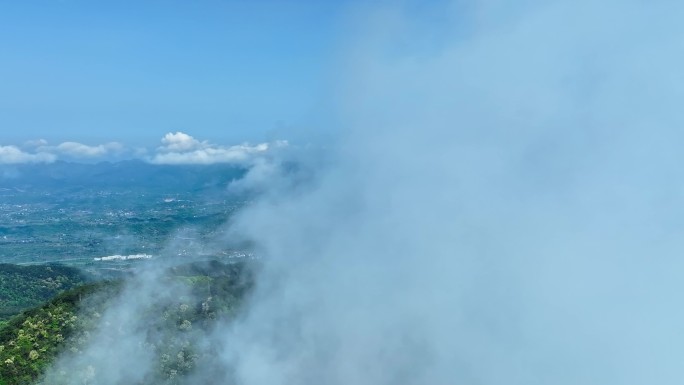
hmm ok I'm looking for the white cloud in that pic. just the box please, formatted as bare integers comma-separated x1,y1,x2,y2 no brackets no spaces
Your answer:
54,141,125,158
159,132,206,152
150,132,287,165
227,157,282,194
0,134,289,164
0,145,56,164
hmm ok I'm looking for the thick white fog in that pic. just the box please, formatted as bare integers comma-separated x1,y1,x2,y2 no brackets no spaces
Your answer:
45,1,684,384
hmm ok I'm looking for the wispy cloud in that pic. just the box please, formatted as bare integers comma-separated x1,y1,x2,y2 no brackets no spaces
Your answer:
0,145,56,164
0,133,289,165
54,141,125,158
22,139,48,148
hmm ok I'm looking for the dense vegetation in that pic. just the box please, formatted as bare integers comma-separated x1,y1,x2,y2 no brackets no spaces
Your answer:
0,283,114,385
0,264,88,322
0,260,252,385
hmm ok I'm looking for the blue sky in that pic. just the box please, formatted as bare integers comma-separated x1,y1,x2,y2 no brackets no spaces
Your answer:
0,0,350,146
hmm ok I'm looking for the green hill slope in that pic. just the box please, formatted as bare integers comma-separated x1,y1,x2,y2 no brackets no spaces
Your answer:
0,264,88,322
0,260,252,385
0,282,112,385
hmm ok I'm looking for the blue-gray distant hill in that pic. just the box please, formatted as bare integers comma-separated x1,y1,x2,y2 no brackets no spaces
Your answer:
0,160,247,194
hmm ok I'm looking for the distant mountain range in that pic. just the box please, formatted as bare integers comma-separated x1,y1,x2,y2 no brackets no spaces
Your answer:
0,160,248,193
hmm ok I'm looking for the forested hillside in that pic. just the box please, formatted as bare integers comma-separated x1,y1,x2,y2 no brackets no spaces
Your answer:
0,265,88,322
0,261,251,385
0,283,112,385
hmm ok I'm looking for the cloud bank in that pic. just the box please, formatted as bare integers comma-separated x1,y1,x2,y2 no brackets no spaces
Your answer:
0,145,56,164
54,141,125,158
149,132,287,166
0,140,125,163
0,133,286,166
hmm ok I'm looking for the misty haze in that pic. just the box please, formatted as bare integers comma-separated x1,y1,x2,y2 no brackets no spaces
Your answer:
1,1,684,384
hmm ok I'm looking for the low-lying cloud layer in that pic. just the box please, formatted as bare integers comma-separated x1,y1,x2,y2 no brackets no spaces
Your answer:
54,141,125,158
149,132,287,166
0,132,285,166
0,145,56,164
